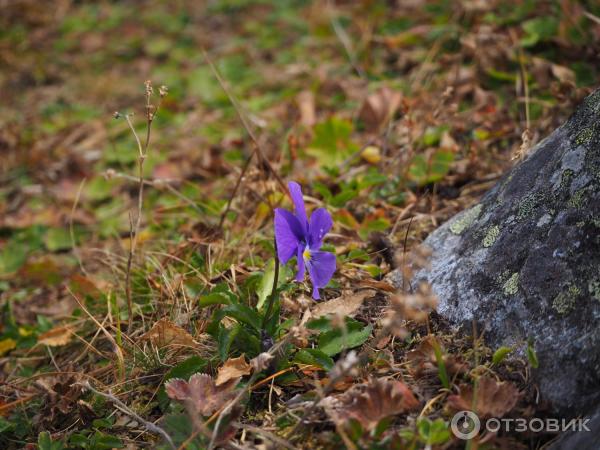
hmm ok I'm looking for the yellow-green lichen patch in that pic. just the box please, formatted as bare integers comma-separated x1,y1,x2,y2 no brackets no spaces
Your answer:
567,187,589,209
517,192,545,221
552,285,581,315
589,279,600,302
575,127,594,146
503,272,519,296
449,204,483,235
560,169,575,190
483,225,500,247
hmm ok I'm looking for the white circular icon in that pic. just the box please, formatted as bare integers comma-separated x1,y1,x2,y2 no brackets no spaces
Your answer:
451,410,480,440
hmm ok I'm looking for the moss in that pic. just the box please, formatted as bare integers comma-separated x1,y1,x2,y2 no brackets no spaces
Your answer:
483,225,500,248
517,192,545,221
575,127,594,146
567,187,588,209
503,272,519,296
552,285,581,315
450,204,483,235
589,279,600,302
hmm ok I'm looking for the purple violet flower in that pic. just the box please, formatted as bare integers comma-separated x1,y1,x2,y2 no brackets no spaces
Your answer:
274,181,336,299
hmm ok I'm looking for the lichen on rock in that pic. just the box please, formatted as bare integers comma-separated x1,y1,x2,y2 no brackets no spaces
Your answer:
502,272,519,296
482,225,500,247
389,88,600,418
449,204,483,235
552,285,581,315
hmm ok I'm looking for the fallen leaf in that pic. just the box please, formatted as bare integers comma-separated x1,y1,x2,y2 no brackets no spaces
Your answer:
141,318,197,349
311,290,374,319
447,376,520,418
0,338,16,356
296,90,316,127
550,63,575,85
69,274,103,300
216,355,252,386
358,279,396,292
359,86,402,132
38,326,73,347
166,373,237,416
322,377,419,431
406,336,468,378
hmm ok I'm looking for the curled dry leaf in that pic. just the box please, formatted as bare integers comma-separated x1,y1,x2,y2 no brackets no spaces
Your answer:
38,326,74,347
165,373,237,417
141,318,197,349
216,355,252,386
406,335,469,378
447,376,521,418
322,377,419,431
311,290,374,319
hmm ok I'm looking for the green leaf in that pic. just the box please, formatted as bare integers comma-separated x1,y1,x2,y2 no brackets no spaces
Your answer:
430,338,450,389
0,237,28,276
294,348,334,371
492,346,513,365
307,117,359,166
89,431,124,449
44,227,73,252
198,292,231,308
409,150,454,186
257,259,276,310
222,303,262,332
38,431,64,450
417,418,450,445
521,16,559,47
38,431,52,450
0,417,14,433
318,320,372,356
218,325,240,361
527,340,539,368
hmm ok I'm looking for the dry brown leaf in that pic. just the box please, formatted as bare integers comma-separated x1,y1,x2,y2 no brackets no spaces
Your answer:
311,290,374,319
38,326,73,347
216,355,252,386
359,86,402,132
406,335,469,378
165,373,237,417
447,376,520,418
322,377,419,431
141,318,197,349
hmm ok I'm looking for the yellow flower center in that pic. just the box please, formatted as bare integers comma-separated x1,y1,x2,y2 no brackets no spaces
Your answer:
303,248,311,260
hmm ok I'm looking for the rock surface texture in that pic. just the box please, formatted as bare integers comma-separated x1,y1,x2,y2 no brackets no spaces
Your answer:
395,88,600,417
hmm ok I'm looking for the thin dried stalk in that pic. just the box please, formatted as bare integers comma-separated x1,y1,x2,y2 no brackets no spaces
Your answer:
122,82,167,332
